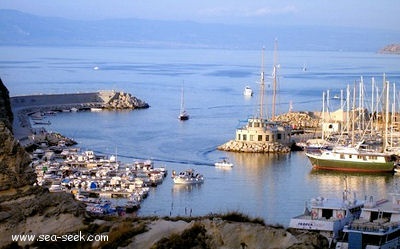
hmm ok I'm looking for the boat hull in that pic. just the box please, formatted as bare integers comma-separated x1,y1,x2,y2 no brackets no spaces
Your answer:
173,177,203,184
179,114,189,121
306,153,394,173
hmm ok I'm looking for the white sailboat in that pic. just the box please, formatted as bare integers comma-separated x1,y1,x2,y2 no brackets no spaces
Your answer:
178,84,189,121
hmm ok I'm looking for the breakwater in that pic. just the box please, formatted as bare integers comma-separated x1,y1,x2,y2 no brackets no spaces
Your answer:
10,90,149,146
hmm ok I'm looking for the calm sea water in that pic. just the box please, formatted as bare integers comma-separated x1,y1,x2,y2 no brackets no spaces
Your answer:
1,46,400,226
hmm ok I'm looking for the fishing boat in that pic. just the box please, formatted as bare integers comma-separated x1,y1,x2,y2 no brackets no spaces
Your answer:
243,86,253,96
171,169,203,184
214,158,233,168
178,84,189,121
336,193,400,249
289,189,364,246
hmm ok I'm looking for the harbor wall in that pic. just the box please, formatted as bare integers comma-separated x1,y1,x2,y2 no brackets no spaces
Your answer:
10,90,149,143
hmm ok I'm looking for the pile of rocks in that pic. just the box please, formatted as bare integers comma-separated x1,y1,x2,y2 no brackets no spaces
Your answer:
105,92,149,109
218,140,291,153
274,111,320,129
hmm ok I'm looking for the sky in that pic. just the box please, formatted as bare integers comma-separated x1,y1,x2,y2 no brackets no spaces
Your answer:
1,0,400,30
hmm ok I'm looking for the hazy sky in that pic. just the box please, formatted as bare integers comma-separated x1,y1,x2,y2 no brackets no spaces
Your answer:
1,0,400,30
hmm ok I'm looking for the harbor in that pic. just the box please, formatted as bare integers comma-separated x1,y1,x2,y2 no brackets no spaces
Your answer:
4,47,399,220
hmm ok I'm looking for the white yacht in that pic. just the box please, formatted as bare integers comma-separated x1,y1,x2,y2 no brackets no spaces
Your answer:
243,86,253,96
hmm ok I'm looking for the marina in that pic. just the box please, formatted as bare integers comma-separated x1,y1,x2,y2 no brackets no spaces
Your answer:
3,46,400,228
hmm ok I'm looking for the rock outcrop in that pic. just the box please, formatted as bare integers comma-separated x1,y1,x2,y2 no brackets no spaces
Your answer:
104,91,149,109
274,112,320,129
128,217,329,249
379,44,400,54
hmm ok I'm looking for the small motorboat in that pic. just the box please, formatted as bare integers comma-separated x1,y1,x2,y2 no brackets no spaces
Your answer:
214,158,233,168
171,169,204,184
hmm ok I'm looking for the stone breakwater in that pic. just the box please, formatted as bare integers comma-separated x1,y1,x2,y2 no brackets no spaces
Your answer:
218,140,291,153
11,90,149,142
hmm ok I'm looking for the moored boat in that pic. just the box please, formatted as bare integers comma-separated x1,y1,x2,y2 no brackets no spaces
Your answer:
171,169,204,184
305,143,396,173
336,193,400,249
289,190,364,246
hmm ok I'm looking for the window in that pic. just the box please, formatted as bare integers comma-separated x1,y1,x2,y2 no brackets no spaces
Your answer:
243,134,247,141
277,134,282,140
250,135,254,141
266,135,269,141
237,134,241,140
258,135,262,141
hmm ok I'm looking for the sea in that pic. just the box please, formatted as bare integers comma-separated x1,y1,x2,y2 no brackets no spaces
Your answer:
1,46,400,226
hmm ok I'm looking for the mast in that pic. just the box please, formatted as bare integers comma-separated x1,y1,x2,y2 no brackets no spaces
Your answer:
346,84,350,135
322,91,326,141
259,47,265,119
384,80,389,152
272,39,278,120
371,77,375,133
180,82,185,113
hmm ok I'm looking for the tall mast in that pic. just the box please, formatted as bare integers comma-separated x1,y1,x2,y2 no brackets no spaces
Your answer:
180,81,186,114
272,39,278,120
259,47,265,119
384,80,389,152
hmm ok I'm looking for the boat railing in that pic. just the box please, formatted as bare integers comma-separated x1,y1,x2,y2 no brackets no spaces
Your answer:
347,219,400,233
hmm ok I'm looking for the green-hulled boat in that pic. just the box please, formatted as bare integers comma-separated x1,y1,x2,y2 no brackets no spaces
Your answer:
306,145,396,173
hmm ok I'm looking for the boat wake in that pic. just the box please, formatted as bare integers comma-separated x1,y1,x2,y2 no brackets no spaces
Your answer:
93,150,215,167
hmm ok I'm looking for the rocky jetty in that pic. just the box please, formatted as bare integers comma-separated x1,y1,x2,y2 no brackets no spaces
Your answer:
274,111,320,129
218,140,291,153
103,91,149,110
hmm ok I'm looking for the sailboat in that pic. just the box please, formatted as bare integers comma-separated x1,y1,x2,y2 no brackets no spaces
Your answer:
178,84,189,121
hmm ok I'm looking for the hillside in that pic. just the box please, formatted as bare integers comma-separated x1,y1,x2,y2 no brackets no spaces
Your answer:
1,9,400,51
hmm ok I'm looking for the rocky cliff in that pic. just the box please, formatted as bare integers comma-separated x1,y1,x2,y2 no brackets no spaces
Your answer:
0,79,85,248
0,78,36,193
